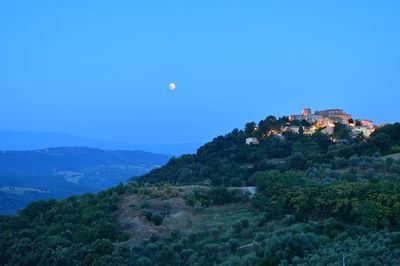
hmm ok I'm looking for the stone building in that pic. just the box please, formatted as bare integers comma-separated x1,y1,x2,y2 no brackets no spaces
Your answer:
314,109,352,122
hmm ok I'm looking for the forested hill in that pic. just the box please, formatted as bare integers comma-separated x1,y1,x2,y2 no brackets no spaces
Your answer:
1,117,400,265
139,116,400,186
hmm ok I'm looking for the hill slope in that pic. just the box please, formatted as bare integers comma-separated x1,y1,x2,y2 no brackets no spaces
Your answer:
1,117,400,265
140,118,400,186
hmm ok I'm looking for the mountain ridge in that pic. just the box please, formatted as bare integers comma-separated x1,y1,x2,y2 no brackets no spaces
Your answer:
0,146,170,214
0,130,201,155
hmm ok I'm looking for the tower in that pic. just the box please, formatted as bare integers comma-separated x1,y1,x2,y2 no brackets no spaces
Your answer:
302,108,311,117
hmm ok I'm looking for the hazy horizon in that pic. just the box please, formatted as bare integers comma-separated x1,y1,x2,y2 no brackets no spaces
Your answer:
0,130,203,155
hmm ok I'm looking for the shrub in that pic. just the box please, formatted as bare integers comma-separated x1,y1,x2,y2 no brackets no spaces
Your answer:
152,214,164,226
143,210,164,226
207,187,233,205
185,188,210,208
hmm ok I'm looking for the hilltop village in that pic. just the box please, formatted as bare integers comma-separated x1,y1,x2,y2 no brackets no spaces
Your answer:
246,108,376,145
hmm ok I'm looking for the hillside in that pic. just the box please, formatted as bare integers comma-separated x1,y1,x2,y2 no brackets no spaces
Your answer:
1,117,400,265
0,147,170,214
140,117,400,186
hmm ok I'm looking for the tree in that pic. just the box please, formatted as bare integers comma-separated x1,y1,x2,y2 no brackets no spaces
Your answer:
204,244,222,261
207,186,233,205
333,122,351,139
158,246,177,266
357,201,380,228
245,122,257,135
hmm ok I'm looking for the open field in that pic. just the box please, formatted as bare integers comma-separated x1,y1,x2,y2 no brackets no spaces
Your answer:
115,186,257,245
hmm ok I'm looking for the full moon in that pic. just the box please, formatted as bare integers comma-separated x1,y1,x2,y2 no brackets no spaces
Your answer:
169,83,176,91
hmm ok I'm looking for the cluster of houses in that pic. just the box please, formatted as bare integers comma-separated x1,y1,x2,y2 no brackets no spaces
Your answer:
246,108,376,145
286,108,375,137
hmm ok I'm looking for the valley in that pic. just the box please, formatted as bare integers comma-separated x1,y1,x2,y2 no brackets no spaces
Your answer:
0,147,170,214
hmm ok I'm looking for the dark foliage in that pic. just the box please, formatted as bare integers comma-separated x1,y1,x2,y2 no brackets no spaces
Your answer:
139,118,400,186
0,186,128,265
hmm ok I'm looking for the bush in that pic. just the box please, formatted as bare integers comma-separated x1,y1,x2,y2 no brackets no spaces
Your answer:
143,210,164,226
152,214,164,226
207,187,234,205
233,221,243,234
185,188,210,208
228,239,240,252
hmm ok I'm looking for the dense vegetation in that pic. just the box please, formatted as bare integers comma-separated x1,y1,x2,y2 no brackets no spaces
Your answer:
122,158,400,265
140,117,400,186
1,116,400,265
0,184,127,265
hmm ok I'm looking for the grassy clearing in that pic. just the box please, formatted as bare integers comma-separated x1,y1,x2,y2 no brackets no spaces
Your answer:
188,203,256,231
116,186,257,246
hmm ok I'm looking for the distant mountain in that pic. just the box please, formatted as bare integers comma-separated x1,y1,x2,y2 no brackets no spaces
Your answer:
0,147,171,214
0,130,201,155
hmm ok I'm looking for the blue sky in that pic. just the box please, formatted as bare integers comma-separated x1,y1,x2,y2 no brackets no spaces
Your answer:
0,1,399,145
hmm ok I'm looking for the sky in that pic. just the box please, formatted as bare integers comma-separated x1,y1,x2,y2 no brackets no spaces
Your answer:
1,1,400,146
